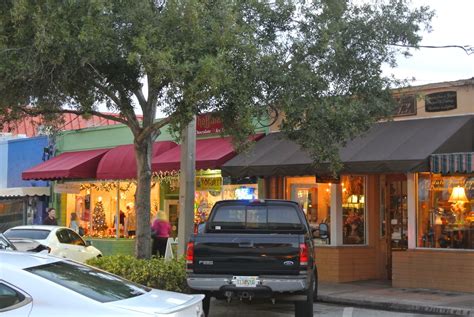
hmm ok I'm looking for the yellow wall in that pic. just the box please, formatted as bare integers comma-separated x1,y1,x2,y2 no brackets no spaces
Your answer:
393,79,474,120
392,250,474,293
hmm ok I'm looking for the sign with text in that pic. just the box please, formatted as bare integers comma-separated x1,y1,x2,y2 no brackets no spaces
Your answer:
196,113,223,135
54,183,81,194
393,95,417,117
425,91,457,112
196,176,223,191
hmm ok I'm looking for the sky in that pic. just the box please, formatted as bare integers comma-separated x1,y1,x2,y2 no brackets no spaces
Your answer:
113,0,474,116
382,0,474,85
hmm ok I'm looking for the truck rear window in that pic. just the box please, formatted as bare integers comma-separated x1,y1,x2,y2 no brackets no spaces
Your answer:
211,204,304,231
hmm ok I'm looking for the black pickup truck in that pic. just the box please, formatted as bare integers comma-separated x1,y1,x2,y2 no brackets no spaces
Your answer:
186,199,317,317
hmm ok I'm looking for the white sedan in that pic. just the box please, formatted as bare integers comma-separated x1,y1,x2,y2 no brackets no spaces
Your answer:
0,251,204,316
4,225,102,262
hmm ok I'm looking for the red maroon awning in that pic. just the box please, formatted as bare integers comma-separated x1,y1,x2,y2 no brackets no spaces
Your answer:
22,149,110,180
152,135,263,172
96,141,177,180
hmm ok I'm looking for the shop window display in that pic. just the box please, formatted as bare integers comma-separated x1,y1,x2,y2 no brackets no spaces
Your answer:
64,181,159,238
417,173,473,249
286,177,331,244
342,175,366,245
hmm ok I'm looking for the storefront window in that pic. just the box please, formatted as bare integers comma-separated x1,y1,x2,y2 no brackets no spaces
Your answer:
286,177,331,244
417,173,473,249
342,175,366,245
64,181,160,238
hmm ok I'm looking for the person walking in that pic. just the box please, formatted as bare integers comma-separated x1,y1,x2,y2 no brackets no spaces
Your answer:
43,208,58,225
69,212,79,233
151,212,171,257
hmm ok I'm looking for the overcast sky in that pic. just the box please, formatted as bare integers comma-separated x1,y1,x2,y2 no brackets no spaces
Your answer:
120,0,474,116
383,0,474,85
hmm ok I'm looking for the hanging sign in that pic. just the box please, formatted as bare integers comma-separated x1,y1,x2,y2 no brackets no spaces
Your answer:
54,183,81,194
425,91,457,112
196,176,222,191
316,174,340,184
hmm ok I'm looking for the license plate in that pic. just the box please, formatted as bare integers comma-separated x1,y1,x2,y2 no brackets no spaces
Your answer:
232,276,259,288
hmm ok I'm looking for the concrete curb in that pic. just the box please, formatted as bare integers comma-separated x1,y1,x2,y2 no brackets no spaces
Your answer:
318,295,474,316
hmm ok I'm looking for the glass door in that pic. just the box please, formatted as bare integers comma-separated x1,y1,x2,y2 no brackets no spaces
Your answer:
385,175,408,280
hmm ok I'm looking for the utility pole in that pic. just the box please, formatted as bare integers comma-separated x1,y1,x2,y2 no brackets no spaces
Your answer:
177,116,196,256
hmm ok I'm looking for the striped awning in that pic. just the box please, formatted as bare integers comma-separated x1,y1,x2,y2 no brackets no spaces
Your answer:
430,152,474,174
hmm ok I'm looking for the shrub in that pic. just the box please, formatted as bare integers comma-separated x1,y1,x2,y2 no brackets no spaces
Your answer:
86,255,188,293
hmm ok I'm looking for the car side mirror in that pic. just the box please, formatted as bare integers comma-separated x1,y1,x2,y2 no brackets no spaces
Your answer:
85,240,92,247
319,223,329,240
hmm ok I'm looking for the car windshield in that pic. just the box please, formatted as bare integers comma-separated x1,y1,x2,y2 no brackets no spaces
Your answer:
25,261,150,303
0,233,16,250
4,229,50,240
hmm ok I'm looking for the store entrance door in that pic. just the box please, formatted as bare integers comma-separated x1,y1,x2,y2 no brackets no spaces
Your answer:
165,200,179,239
385,174,408,280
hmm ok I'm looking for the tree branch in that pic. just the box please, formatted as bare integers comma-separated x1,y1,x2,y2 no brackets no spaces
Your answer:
391,44,474,55
136,116,173,144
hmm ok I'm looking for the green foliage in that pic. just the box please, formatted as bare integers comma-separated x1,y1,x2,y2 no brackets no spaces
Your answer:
86,255,188,293
0,0,433,257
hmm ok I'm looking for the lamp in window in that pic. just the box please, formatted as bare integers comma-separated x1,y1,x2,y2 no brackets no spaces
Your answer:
449,186,468,214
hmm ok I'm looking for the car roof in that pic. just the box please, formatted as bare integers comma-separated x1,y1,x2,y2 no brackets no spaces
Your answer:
0,250,61,270
7,225,66,231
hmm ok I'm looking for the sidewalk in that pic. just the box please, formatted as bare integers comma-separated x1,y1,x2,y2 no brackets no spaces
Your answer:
318,280,474,316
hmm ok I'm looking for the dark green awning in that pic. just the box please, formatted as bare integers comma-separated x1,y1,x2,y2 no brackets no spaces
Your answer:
430,152,474,174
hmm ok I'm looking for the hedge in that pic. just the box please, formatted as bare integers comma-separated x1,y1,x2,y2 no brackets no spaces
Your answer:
86,255,188,293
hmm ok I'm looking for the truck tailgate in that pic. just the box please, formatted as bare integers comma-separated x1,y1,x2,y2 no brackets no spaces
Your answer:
193,233,302,275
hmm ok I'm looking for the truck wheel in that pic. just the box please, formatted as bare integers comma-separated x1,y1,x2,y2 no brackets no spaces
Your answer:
294,277,314,317
313,269,318,302
202,294,211,317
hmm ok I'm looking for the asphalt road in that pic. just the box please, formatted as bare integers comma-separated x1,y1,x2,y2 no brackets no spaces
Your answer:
210,299,444,317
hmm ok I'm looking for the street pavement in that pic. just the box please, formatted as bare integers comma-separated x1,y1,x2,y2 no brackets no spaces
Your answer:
209,280,474,316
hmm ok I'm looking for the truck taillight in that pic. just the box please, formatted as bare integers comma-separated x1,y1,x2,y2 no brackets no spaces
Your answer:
186,241,194,264
299,243,308,266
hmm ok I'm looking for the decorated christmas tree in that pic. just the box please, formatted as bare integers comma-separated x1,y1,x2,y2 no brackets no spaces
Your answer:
92,201,107,233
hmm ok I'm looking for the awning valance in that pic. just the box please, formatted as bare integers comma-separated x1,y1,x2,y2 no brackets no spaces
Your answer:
222,115,473,177
96,141,177,180
22,149,110,180
430,152,474,174
152,135,263,172
0,187,50,197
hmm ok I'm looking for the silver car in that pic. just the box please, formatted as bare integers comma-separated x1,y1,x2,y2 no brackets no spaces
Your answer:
4,225,101,262
0,251,204,316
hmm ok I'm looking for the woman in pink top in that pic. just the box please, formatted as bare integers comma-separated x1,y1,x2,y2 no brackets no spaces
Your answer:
151,213,171,257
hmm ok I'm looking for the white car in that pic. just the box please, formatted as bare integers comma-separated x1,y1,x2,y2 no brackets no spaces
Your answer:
0,251,204,316
4,225,102,262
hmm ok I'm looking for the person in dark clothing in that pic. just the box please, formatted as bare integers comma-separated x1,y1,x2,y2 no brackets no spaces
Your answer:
43,208,58,225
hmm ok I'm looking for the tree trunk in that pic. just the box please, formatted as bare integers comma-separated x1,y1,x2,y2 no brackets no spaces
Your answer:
134,135,153,259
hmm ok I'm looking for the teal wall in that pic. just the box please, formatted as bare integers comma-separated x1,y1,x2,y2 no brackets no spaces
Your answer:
56,117,268,153
56,122,174,153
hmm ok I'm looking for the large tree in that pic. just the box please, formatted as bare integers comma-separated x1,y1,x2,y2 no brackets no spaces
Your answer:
0,0,432,258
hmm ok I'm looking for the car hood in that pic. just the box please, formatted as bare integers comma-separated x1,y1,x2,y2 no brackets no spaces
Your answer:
106,289,204,315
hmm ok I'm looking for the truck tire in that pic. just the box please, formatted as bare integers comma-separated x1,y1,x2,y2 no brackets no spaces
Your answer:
202,294,211,317
313,268,318,302
294,276,314,317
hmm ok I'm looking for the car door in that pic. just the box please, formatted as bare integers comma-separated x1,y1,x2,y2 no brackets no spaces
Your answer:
55,229,89,262
0,282,32,317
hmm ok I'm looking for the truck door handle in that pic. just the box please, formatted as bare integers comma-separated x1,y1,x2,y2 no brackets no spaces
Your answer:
238,241,254,247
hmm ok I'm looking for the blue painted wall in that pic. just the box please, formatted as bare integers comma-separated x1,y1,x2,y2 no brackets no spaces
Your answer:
7,136,49,188
0,139,8,188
